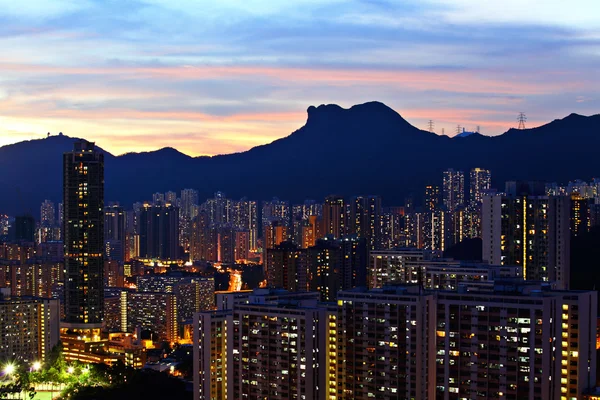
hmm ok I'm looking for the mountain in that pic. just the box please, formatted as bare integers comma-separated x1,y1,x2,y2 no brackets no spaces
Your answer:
1,102,599,216
455,130,476,138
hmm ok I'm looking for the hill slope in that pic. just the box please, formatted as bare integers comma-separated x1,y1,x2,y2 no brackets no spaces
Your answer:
1,102,599,215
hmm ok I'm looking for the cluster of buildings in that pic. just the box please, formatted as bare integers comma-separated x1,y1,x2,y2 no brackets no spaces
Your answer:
194,282,597,400
1,140,600,399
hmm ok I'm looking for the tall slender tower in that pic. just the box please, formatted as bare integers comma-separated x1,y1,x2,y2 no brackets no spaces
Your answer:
63,140,104,328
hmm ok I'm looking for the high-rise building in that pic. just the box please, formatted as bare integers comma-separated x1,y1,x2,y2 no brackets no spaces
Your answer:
14,215,35,243
165,191,178,205
138,202,180,260
0,293,60,363
322,195,346,238
368,248,440,289
202,192,233,226
228,290,330,400
152,192,165,205
217,225,235,264
190,211,217,262
469,168,491,206
424,185,440,211
263,219,289,250
442,169,465,212
482,193,571,288
302,215,320,248
266,237,367,298
261,197,290,232
234,230,250,261
126,291,178,342
40,200,55,227
265,241,308,291
63,140,104,327
136,274,215,321
349,195,381,250
337,236,368,290
104,204,125,262
58,203,64,228
192,283,597,400
435,282,597,400
180,189,199,219
232,198,258,250
194,309,230,400
337,286,436,399
571,193,591,236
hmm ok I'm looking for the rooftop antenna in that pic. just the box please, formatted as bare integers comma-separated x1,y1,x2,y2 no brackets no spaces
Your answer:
517,112,527,130
427,120,435,133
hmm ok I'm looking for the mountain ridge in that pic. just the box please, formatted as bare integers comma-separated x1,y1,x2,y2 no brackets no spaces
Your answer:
1,101,599,215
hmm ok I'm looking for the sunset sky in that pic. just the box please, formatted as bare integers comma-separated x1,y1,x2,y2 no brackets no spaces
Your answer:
0,0,598,156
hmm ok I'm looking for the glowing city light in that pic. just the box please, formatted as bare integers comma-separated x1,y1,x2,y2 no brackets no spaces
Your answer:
4,364,15,375
67,366,75,374
32,361,42,371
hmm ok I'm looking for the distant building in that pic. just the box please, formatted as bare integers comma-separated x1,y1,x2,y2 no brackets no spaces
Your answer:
232,198,258,250
442,169,465,212
425,185,440,211
136,274,215,321
138,202,180,260
322,195,346,239
264,241,308,292
180,189,199,219
127,291,178,342
469,167,491,206
40,200,55,227
14,215,35,243
104,204,126,262
368,248,440,289
349,195,381,250
261,197,290,231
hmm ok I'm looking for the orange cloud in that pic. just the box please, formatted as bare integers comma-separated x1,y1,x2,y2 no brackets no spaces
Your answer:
0,62,588,96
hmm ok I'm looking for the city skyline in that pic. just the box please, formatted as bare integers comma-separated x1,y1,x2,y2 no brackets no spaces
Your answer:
1,1,599,156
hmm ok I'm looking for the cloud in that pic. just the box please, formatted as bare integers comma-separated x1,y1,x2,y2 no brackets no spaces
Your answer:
0,0,598,155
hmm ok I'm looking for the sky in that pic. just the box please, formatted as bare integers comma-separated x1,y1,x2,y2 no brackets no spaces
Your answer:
0,0,598,156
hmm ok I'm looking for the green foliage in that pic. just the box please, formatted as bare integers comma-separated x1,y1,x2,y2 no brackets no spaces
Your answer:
0,364,36,400
62,369,191,400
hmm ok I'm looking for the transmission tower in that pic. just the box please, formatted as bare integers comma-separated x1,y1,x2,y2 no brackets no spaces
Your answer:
476,125,481,133
456,125,462,135
517,112,527,130
427,120,434,133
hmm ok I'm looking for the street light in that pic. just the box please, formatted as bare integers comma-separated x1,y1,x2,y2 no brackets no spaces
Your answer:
4,363,15,376
32,361,41,371
67,366,75,374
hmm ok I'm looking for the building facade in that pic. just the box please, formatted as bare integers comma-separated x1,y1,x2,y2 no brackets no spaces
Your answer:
63,140,104,327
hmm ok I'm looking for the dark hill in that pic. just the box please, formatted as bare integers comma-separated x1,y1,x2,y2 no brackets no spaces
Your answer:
0,102,599,215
